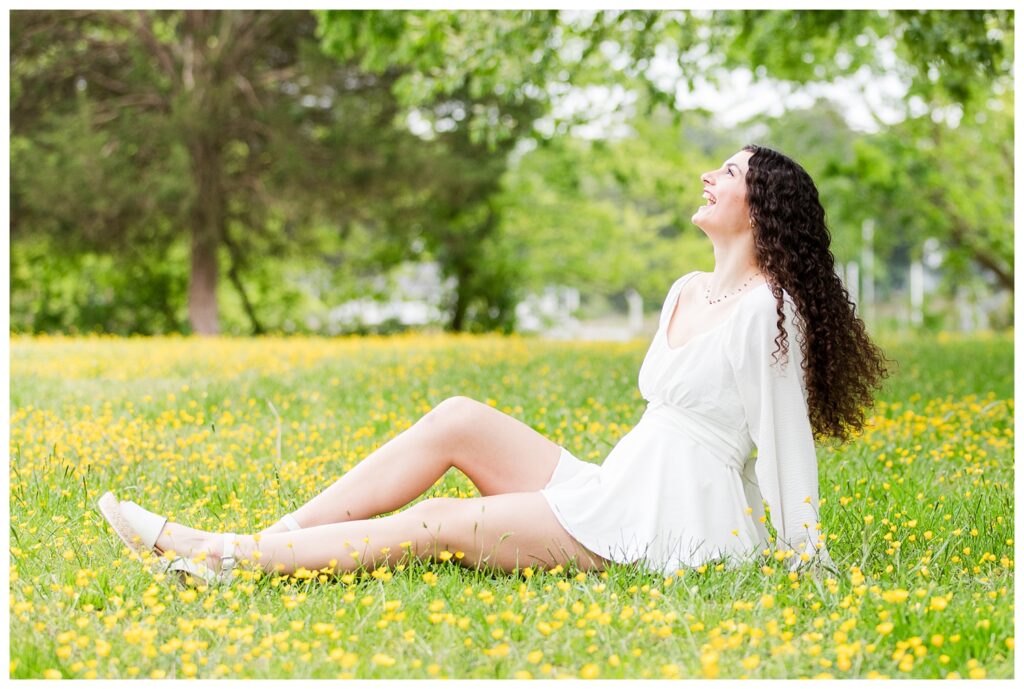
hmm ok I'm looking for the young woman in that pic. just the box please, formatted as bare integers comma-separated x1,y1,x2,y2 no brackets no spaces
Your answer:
99,145,892,585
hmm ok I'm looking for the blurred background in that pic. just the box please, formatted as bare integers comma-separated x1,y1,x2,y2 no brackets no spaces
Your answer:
8,9,1014,339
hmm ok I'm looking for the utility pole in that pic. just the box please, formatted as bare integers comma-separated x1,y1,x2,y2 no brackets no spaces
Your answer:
625,288,643,337
910,259,924,328
861,219,876,330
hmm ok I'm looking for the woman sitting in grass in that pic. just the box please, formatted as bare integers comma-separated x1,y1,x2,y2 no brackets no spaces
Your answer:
99,145,892,586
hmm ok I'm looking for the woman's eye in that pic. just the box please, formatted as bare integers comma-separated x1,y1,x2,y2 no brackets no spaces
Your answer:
727,168,734,177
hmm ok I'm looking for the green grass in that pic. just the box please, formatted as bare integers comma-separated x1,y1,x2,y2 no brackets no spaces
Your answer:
8,330,1014,679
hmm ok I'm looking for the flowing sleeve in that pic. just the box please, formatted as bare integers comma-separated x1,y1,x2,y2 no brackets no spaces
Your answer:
727,293,835,574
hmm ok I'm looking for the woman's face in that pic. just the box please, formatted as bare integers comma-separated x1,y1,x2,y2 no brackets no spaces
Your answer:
691,149,754,234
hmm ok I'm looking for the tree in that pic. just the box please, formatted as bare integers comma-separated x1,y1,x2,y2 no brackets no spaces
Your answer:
11,10,434,335
845,87,1013,292
317,9,1014,319
13,10,1012,334
316,10,588,332
709,10,1013,112
709,11,1014,293
317,10,1013,138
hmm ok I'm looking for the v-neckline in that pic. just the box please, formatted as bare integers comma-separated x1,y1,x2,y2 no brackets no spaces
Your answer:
663,273,769,353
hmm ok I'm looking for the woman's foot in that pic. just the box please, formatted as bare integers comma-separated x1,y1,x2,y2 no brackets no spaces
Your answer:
166,533,248,586
186,535,223,575
171,533,248,581
153,521,219,559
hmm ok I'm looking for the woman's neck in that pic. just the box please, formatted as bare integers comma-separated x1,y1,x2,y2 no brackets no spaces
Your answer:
708,243,762,294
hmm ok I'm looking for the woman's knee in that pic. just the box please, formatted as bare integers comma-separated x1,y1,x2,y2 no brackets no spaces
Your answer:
406,496,462,528
420,396,488,439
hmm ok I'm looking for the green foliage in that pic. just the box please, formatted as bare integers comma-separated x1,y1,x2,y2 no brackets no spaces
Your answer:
11,11,459,334
716,10,884,84
709,10,1013,110
889,9,1014,106
842,86,1013,291
10,104,192,251
317,10,1014,137
9,10,1014,336
317,10,574,147
9,236,190,335
496,108,760,304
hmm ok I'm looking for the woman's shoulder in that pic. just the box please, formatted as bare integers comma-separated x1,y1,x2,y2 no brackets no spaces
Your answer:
738,281,801,329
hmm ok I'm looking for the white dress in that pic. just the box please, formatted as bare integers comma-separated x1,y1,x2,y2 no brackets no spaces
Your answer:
540,271,836,576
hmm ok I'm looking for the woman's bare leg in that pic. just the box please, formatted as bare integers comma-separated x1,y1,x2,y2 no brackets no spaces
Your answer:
197,493,612,577
257,396,564,535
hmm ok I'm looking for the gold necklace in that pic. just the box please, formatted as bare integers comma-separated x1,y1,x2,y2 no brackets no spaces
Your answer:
703,272,763,305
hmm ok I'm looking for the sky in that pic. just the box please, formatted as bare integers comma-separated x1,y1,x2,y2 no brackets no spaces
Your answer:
393,8,978,144
547,27,918,141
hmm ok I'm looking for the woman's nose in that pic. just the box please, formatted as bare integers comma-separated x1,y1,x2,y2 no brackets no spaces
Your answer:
701,173,713,185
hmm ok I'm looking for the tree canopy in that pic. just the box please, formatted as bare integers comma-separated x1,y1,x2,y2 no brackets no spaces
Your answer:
10,9,1014,335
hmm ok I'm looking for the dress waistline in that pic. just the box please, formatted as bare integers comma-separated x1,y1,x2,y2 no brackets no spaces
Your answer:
641,400,750,473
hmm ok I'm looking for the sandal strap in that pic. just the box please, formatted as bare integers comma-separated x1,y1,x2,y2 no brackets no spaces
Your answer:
146,532,240,587
280,514,302,531
221,533,238,573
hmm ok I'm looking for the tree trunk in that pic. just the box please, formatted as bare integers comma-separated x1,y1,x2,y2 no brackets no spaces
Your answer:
450,276,469,332
446,208,498,333
187,136,224,335
223,227,265,335
188,229,219,335
449,260,474,332
182,11,230,336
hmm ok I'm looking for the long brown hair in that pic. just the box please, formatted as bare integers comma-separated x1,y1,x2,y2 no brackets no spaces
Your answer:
743,144,895,444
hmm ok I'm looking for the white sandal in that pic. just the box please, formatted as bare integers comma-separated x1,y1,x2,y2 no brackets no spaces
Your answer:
97,491,170,573
99,491,300,585
99,490,236,586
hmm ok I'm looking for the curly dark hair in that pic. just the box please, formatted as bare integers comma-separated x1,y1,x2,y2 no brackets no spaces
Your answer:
743,144,895,444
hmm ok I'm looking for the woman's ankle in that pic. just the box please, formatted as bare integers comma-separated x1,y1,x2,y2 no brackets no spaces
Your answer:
256,520,290,536
191,534,227,572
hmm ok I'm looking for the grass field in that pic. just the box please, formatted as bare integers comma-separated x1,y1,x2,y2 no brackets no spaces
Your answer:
8,330,1014,679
